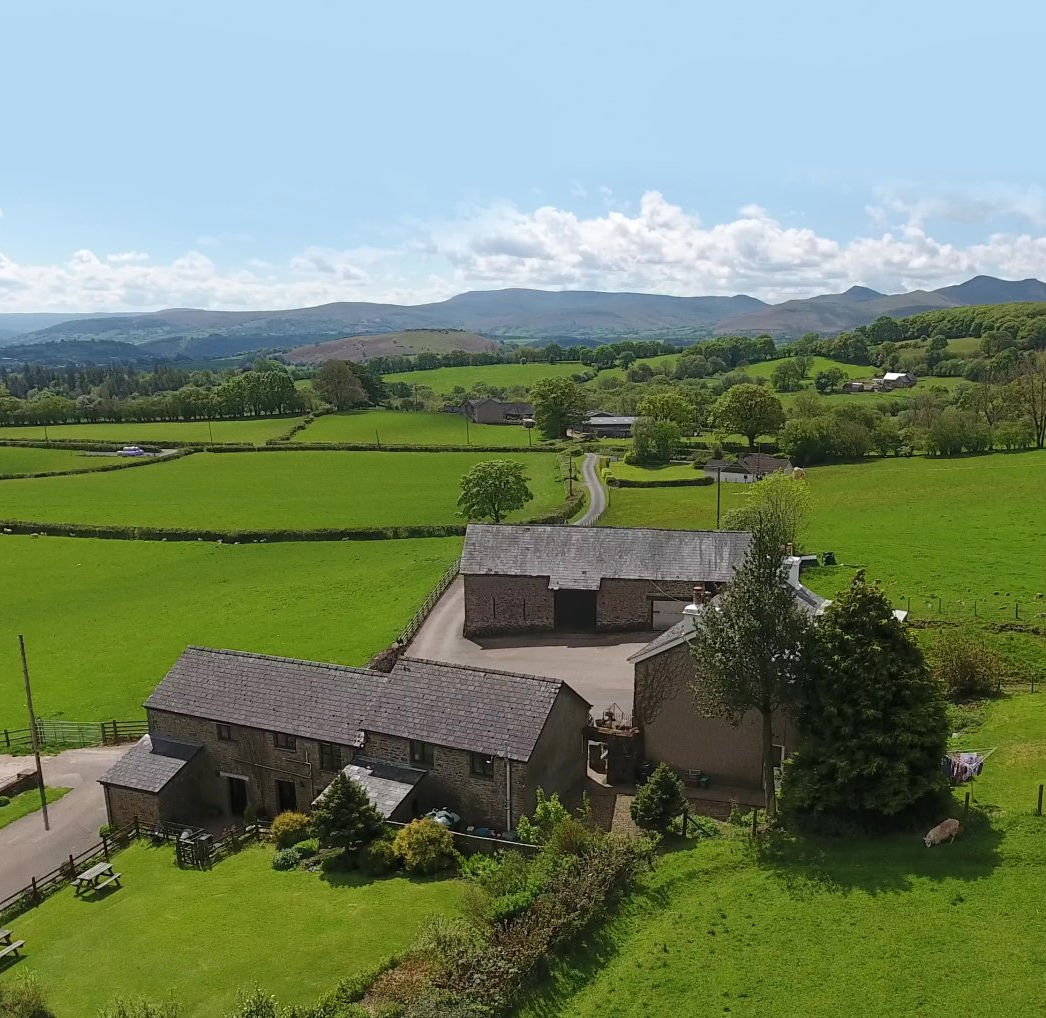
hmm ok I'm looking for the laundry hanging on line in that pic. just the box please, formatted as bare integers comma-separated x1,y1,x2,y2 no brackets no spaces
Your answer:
943,748,995,784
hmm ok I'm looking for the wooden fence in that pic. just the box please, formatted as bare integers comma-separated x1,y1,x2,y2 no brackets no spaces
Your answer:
0,718,149,752
397,558,461,645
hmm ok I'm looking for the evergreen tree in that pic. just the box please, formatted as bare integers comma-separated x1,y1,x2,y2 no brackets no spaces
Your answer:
783,573,948,821
630,763,686,833
310,773,384,853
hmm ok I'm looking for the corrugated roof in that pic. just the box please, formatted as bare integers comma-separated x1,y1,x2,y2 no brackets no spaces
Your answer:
581,416,636,427
373,657,590,762
98,734,201,793
145,647,378,747
461,525,751,587
329,760,426,818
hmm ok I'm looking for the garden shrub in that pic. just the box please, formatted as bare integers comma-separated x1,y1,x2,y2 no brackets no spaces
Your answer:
687,814,721,839
392,819,459,874
930,630,1003,700
295,837,319,859
630,762,686,833
311,773,384,854
545,816,596,857
98,822,113,838
0,795,10,808
98,1000,180,1018
359,836,400,876
459,852,500,882
514,789,570,844
272,810,312,848
0,972,56,1018
271,847,301,871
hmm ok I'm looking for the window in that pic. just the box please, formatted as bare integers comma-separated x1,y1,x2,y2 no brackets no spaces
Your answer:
216,723,233,742
319,741,341,771
471,752,495,778
410,741,435,767
273,731,296,751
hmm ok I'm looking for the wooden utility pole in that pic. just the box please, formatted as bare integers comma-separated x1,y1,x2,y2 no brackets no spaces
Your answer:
716,468,722,528
18,635,50,832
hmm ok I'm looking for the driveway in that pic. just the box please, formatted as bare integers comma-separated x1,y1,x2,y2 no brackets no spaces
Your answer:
407,577,648,715
0,745,131,902
572,453,607,526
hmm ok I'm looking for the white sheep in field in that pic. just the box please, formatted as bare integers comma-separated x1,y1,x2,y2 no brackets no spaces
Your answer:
924,818,962,847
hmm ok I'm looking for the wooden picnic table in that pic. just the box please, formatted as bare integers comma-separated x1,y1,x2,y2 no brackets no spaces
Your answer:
73,860,122,897
0,928,25,963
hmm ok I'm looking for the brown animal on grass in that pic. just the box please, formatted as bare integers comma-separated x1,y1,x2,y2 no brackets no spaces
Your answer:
924,818,962,847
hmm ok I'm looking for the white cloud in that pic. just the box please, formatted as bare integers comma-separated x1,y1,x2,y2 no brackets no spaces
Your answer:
2,190,1046,312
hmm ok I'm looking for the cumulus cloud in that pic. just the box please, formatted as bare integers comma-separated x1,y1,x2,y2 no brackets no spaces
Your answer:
2,190,1046,312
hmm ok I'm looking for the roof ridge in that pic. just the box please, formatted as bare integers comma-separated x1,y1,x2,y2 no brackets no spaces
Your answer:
398,656,564,687
463,524,752,537
184,645,379,676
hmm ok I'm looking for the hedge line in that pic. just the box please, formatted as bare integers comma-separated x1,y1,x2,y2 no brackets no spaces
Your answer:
608,474,714,488
0,448,194,481
210,441,569,453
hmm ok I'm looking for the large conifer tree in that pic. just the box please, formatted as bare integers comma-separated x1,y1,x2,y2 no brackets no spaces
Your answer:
784,573,948,820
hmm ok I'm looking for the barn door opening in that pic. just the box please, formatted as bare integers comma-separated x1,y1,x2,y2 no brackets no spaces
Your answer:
554,589,597,630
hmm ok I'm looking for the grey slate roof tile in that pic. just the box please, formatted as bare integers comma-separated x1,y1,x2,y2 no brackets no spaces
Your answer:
461,524,750,588
98,734,201,793
145,647,378,747
377,657,590,763
333,760,426,818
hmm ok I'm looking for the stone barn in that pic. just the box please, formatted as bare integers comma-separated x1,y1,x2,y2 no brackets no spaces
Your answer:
460,524,750,637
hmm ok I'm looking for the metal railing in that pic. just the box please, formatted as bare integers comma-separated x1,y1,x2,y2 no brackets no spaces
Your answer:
397,558,461,645
1,718,149,753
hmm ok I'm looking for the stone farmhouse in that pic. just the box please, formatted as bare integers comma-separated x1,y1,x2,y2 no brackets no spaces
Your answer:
703,454,793,484
450,398,533,425
875,371,918,391
99,648,589,832
460,524,751,636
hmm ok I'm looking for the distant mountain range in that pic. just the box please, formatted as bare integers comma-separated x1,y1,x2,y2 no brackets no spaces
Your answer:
2,276,1044,360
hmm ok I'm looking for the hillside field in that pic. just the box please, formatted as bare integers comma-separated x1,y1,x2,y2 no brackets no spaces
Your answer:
522,691,1046,1018
286,328,497,363
741,355,870,382
0,450,565,530
295,409,546,447
0,446,125,476
0,417,301,445
0,535,462,723
599,451,1046,612
383,360,624,393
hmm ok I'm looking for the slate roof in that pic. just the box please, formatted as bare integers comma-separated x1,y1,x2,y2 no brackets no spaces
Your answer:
144,647,379,747
581,415,636,427
461,524,751,590
627,619,690,663
98,734,201,793
374,657,590,763
327,760,426,818
740,453,792,475
467,398,533,414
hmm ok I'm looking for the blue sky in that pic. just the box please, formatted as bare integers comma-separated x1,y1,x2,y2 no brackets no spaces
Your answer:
2,0,1045,311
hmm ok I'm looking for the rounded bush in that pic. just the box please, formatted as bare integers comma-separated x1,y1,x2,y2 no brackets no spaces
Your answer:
271,810,312,848
98,823,113,839
272,847,302,871
295,837,320,859
392,819,459,874
0,796,10,808
359,837,400,876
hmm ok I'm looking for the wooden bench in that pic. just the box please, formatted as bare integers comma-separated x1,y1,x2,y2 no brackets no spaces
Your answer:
0,929,25,963
95,872,121,891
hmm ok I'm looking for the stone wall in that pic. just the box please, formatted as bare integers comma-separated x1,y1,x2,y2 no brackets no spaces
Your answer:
104,785,161,829
596,579,696,631
525,688,589,812
148,709,356,819
635,642,792,789
463,574,554,637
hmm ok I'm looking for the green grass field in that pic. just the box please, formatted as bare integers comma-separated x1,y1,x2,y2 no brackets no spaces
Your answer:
0,535,462,722
607,461,701,482
522,691,1046,1018
10,842,465,1016
0,418,302,445
0,447,121,476
599,451,1046,612
383,360,609,394
0,450,564,530
742,356,870,383
295,409,547,447
947,336,983,356
0,787,69,830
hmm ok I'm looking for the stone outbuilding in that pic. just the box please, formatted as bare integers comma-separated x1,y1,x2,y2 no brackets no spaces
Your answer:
99,646,590,832
460,524,751,636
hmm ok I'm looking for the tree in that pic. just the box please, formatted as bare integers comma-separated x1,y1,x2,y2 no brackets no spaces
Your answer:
771,361,804,392
794,354,814,379
814,367,847,393
688,521,814,815
625,417,680,465
711,384,785,449
310,773,384,854
1012,351,1046,448
457,460,533,523
314,360,366,410
635,392,695,431
783,574,948,821
630,763,686,833
929,629,1004,701
721,471,812,551
529,377,588,439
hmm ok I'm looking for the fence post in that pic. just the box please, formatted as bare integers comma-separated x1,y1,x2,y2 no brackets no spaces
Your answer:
113,719,119,743
68,853,75,876
751,808,758,839
31,876,39,904
1015,603,1020,620
2,729,7,749
1037,784,1043,817
102,834,110,861
134,815,140,839
963,791,970,818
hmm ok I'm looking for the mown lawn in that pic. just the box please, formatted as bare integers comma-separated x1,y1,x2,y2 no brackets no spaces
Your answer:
741,355,870,383
383,360,629,394
599,450,1046,613
9,842,465,1016
0,450,565,530
0,535,462,722
296,409,549,447
0,447,118,476
0,787,69,829
0,417,302,445
607,461,703,482
520,692,1046,1018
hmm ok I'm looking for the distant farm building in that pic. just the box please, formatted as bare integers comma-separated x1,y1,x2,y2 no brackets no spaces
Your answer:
449,398,533,425
571,411,637,438
460,524,749,636
875,371,917,391
702,454,793,484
